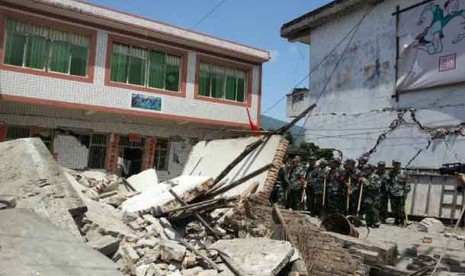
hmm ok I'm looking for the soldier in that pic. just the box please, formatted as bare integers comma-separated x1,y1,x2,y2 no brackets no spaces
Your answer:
271,161,291,206
344,159,360,215
308,159,328,217
305,156,318,212
388,160,411,226
357,155,369,171
324,157,346,215
376,161,390,223
287,156,306,210
360,164,381,228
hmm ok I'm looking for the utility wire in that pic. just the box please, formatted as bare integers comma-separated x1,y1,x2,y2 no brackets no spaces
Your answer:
262,5,375,115
190,0,228,29
297,4,375,139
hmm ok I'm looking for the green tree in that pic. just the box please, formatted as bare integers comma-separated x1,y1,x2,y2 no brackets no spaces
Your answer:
298,142,334,161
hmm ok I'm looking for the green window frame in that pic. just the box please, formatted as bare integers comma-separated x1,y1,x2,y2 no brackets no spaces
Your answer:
110,42,182,92
198,62,247,103
3,18,90,77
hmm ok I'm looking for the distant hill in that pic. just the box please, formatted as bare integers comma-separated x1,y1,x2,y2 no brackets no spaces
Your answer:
260,115,304,144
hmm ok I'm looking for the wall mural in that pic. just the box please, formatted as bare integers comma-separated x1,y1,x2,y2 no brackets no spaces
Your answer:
397,0,465,91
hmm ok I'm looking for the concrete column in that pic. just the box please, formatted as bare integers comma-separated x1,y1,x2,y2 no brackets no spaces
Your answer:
0,122,7,142
105,133,119,173
143,137,157,170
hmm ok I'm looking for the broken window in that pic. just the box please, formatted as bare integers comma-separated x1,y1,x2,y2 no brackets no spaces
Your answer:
87,134,107,169
118,135,145,177
6,126,30,140
110,42,181,92
154,138,170,171
198,62,247,103
3,18,90,76
31,129,54,153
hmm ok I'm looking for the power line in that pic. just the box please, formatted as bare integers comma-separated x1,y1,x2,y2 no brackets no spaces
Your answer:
297,4,375,139
262,4,375,115
190,0,228,29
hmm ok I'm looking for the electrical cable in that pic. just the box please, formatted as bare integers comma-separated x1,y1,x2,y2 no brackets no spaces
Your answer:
190,0,228,29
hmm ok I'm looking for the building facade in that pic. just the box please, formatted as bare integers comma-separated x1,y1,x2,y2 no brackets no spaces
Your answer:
0,0,269,180
282,0,465,169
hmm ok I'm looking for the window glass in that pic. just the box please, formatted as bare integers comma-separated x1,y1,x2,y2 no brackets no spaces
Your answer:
154,138,170,171
3,19,90,76
198,62,247,103
111,42,181,92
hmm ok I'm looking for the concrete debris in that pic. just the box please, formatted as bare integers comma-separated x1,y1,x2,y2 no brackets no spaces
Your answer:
0,208,123,275
160,240,186,262
418,218,445,234
0,138,85,237
211,238,294,276
127,169,159,192
121,176,214,214
88,235,121,257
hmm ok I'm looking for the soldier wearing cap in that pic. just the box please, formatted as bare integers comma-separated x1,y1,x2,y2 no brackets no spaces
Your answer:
360,164,381,227
357,156,369,170
308,159,329,217
344,159,360,215
325,156,346,215
287,156,306,210
388,160,411,226
271,157,291,206
376,161,390,223
305,156,318,212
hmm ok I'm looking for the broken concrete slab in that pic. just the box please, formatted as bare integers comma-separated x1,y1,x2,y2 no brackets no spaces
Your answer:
182,135,288,201
418,218,445,234
210,238,294,276
0,138,85,237
88,235,121,257
121,176,214,214
84,196,136,238
0,208,123,276
127,169,159,192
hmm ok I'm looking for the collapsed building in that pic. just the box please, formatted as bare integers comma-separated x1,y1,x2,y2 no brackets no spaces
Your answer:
2,136,465,276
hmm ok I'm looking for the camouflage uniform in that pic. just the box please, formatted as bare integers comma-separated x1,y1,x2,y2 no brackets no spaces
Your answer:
376,162,390,223
324,165,346,215
388,169,411,226
271,165,290,206
305,162,317,212
288,164,306,210
361,169,381,227
308,162,328,217
345,167,361,216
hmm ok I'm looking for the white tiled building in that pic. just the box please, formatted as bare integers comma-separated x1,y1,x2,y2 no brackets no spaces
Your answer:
0,0,269,180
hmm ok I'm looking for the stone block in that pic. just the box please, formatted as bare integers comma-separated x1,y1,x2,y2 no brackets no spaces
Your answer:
88,235,121,257
418,218,445,234
161,240,186,262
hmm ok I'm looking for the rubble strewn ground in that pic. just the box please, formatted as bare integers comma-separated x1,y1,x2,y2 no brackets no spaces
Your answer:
2,137,465,276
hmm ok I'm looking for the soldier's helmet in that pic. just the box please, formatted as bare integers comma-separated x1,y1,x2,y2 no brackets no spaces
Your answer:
317,158,327,166
364,164,375,171
309,156,317,161
345,159,356,165
331,156,342,164
392,160,401,165
293,156,302,162
377,161,386,167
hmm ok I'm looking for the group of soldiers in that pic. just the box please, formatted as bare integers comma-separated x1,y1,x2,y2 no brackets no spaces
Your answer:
271,155,411,227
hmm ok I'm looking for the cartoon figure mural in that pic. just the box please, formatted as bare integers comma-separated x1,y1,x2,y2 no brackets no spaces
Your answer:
414,0,465,55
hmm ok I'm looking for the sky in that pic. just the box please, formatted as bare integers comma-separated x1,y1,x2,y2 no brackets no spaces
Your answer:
89,0,333,122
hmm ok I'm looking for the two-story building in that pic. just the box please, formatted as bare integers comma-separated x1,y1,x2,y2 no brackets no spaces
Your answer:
0,0,269,180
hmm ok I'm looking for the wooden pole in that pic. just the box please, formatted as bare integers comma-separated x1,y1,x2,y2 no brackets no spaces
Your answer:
322,177,327,207
168,189,221,240
212,104,317,186
346,177,351,212
273,204,291,241
206,164,273,198
178,239,222,272
357,180,364,217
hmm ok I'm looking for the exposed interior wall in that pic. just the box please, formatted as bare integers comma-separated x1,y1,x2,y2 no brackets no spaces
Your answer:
305,0,465,167
54,134,90,170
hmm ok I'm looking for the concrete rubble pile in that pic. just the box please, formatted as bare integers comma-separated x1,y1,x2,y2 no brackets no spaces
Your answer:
4,136,451,276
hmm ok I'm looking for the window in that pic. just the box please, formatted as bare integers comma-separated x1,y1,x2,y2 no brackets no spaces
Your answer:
154,138,170,171
110,42,181,92
88,134,107,169
6,126,30,140
198,62,247,103
32,129,54,153
3,18,90,77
